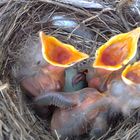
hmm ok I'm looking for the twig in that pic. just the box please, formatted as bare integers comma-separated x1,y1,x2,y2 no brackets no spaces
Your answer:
0,83,9,90
46,0,104,9
116,0,131,31
54,130,61,140
68,7,115,39
38,0,92,16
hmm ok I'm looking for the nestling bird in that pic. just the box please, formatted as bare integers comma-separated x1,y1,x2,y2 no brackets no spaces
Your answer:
86,27,140,92
34,88,109,137
90,111,109,138
35,73,140,137
17,31,89,97
15,26,140,138
101,61,140,115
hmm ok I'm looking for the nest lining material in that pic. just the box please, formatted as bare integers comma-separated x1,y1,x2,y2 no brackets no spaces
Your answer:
0,0,140,140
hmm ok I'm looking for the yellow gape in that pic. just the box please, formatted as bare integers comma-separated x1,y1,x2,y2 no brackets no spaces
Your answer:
122,61,140,85
39,31,89,67
93,27,140,71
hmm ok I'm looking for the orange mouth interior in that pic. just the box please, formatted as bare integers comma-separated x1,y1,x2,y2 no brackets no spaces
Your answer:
93,28,140,71
101,39,131,66
126,72,140,84
122,61,140,84
40,31,89,67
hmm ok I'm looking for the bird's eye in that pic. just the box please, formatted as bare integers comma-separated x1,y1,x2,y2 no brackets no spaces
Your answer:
37,61,41,65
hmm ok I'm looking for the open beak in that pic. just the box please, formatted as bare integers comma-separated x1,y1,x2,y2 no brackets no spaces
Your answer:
39,31,89,67
122,61,140,85
93,27,140,71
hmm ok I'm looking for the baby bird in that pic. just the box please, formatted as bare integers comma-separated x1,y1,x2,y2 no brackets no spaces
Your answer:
103,61,140,115
16,31,89,97
87,27,140,92
21,64,65,97
34,88,109,137
86,67,115,92
73,66,122,93
107,80,140,115
33,61,140,137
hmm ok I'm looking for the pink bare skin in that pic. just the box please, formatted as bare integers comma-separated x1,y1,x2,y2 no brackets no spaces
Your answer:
20,64,66,119
21,64,65,97
34,88,107,137
14,38,66,97
73,68,113,92
51,89,107,137
86,67,122,92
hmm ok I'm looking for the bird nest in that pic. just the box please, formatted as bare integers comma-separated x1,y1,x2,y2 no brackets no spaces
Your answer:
0,0,140,140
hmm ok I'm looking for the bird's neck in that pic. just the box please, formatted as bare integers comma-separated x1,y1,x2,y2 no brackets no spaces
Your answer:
47,64,65,75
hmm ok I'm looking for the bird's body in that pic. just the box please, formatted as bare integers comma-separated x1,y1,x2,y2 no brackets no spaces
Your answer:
51,88,108,137
35,88,108,137
87,27,140,93
107,80,140,115
13,37,65,97
86,67,112,92
21,65,65,97
12,26,140,138
14,31,89,97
